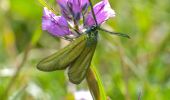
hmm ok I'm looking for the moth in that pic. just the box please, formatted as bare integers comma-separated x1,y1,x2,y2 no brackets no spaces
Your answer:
37,0,129,84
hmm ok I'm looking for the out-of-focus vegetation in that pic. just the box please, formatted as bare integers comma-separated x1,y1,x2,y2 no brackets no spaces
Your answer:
0,0,170,99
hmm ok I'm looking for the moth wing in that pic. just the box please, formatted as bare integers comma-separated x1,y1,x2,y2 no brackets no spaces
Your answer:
68,43,96,84
37,35,87,71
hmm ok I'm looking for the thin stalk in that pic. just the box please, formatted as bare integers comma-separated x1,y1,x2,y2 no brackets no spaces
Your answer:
1,44,32,100
1,27,41,100
38,0,56,14
86,66,107,100
116,40,130,100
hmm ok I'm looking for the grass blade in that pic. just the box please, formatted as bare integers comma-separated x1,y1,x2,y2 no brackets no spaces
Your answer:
38,0,56,14
86,65,107,100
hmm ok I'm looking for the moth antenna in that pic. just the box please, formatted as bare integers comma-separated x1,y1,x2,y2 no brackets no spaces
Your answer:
88,0,98,26
99,28,130,38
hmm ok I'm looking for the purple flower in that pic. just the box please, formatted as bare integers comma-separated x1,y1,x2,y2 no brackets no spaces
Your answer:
42,0,115,38
57,0,89,21
42,7,71,37
85,0,115,27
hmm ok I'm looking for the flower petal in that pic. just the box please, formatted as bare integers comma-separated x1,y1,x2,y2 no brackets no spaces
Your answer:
69,0,89,13
80,0,89,11
42,7,71,37
85,0,115,27
57,0,89,21
57,0,68,4
56,0,72,20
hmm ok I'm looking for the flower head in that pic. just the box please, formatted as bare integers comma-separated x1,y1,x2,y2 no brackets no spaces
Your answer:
42,0,115,38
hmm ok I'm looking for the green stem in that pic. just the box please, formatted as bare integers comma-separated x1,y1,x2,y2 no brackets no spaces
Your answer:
1,27,41,100
1,44,31,100
86,66,107,100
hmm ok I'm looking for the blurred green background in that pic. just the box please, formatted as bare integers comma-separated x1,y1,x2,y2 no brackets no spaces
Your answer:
0,0,170,100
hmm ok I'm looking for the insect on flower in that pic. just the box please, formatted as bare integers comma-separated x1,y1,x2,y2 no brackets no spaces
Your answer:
37,0,130,84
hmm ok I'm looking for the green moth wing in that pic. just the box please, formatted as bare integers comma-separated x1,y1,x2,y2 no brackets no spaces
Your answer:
37,34,87,71
68,34,97,84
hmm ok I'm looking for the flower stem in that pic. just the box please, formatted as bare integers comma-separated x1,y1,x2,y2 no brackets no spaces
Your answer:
1,27,41,100
86,66,107,100
1,44,32,100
